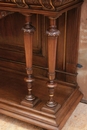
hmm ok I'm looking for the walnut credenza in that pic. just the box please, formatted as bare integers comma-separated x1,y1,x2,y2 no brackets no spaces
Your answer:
0,1,83,130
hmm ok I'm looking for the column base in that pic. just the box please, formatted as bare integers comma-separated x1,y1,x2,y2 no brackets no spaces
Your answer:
21,97,40,108
41,103,61,114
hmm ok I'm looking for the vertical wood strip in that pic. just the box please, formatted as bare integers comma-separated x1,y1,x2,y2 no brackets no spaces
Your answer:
56,13,66,81
66,7,81,83
63,12,67,71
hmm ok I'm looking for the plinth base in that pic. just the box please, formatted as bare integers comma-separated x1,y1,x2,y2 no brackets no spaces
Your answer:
0,70,83,130
21,97,40,107
42,103,61,114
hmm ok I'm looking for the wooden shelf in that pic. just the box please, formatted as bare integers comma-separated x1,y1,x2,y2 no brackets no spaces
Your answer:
0,70,83,130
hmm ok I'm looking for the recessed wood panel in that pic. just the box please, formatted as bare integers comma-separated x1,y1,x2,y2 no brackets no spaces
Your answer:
0,10,80,84
66,7,81,83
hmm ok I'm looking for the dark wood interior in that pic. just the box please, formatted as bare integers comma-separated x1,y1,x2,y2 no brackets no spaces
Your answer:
0,8,81,84
0,0,83,130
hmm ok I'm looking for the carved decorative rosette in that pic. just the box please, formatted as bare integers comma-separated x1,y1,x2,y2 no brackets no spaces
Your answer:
0,11,14,19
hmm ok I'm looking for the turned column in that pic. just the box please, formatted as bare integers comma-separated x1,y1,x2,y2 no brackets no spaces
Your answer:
21,14,39,107
42,17,61,113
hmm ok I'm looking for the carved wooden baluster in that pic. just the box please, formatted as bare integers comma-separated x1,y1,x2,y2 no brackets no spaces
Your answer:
21,14,39,107
42,17,61,113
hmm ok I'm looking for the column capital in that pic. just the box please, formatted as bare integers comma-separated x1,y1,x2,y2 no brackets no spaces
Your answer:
22,23,35,33
46,17,60,36
46,28,60,36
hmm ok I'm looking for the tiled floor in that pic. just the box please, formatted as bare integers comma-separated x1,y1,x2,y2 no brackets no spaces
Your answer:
0,103,87,130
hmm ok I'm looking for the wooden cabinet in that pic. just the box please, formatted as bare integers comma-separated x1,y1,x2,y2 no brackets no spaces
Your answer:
0,1,83,130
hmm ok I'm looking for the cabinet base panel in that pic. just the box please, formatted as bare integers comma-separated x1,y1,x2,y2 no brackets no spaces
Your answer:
0,70,83,130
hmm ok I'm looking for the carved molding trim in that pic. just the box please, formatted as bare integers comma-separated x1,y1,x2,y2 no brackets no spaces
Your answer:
12,0,29,8
0,0,79,10
39,0,55,10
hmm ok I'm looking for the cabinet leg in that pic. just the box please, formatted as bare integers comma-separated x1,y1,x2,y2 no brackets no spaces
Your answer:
21,14,39,107
42,17,61,113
